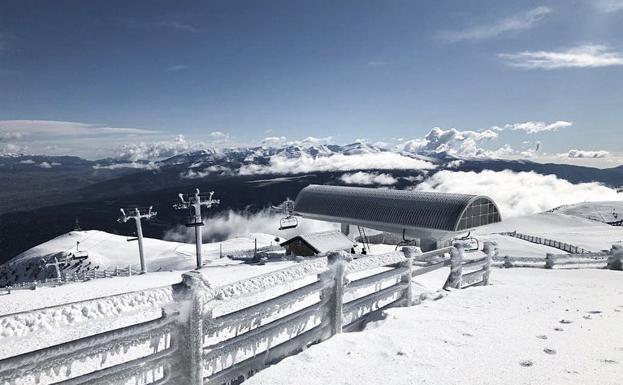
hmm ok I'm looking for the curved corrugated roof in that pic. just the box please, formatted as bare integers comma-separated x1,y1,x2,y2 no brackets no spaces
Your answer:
293,185,500,233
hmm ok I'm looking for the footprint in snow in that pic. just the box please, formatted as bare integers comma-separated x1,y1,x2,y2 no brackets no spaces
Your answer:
601,359,618,364
537,335,548,340
554,327,564,332
543,348,556,355
586,310,602,314
583,315,592,320
519,360,534,367
559,319,573,324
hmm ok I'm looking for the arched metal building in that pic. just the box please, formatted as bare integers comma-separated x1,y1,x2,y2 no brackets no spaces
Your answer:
293,185,501,250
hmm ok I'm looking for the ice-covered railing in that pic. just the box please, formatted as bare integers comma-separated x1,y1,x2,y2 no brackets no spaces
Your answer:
0,243,494,385
493,244,623,270
501,231,591,254
1,265,141,294
193,244,492,385
0,283,179,385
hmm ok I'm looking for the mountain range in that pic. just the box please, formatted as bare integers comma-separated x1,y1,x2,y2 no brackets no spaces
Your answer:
1,142,622,264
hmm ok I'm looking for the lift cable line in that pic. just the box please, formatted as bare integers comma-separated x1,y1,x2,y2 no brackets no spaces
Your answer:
174,189,220,269
117,206,157,274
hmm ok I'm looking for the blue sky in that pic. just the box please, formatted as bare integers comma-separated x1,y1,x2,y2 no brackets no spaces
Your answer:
0,0,622,163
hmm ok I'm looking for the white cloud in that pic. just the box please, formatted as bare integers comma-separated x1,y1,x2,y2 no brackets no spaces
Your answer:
113,135,209,161
565,149,610,158
0,131,21,141
93,162,158,170
261,136,288,147
19,159,35,164
414,170,623,217
157,20,199,33
239,152,434,175
397,127,498,158
180,165,233,179
441,6,551,42
0,143,24,154
499,44,623,69
594,0,623,12
209,131,227,138
340,172,398,185
38,161,52,169
0,120,159,138
165,64,189,72
494,120,572,134
446,160,464,169
164,208,338,243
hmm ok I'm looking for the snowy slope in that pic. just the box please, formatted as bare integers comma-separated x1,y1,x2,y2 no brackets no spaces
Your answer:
550,201,623,224
473,211,623,253
1,230,284,286
246,269,623,385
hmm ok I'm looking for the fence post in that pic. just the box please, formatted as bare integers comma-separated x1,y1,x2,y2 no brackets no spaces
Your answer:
503,255,513,268
181,271,214,385
444,243,463,289
321,252,347,337
607,244,623,270
545,253,555,269
401,247,420,306
482,241,496,285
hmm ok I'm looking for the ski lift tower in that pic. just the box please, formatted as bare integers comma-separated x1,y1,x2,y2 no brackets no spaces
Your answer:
118,206,157,274
174,189,220,269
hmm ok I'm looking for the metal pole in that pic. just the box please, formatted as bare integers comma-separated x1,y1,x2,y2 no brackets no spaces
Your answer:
194,191,203,269
134,210,146,274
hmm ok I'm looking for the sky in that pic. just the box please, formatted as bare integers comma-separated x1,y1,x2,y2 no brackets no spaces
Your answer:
0,0,622,165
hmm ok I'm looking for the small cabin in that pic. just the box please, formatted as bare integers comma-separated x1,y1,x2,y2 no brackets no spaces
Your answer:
280,230,355,257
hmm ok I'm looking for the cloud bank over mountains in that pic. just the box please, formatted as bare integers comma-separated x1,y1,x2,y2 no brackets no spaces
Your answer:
1,118,617,170
414,170,623,217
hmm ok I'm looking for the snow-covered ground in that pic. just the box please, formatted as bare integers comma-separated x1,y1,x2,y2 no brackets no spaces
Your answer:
0,258,299,316
246,268,623,385
473,211,623,253
550,201,623,224
0,230,285,286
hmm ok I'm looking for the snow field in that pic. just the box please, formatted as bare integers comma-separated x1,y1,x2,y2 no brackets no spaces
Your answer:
245,269,623,385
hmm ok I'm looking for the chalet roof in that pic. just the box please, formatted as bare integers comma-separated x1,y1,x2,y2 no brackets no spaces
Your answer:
280,230,355,254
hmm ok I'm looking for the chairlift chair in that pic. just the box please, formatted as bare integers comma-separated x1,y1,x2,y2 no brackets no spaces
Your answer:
279,216,298,230
275,198,299,230
395,229,418,250
456,232,480,252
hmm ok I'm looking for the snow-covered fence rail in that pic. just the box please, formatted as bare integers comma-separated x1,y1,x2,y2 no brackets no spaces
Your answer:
0,284,180,385
1,265,140,294
492,245,623,269
63,265,137,281
444,241,495,290
0,244,493,385
501,231,591,254
224,244,283,260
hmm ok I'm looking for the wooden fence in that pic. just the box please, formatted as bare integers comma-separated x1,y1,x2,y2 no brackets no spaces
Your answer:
1,265,138,294
493,244,623,270
0,242,496,385
501,231,591,254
